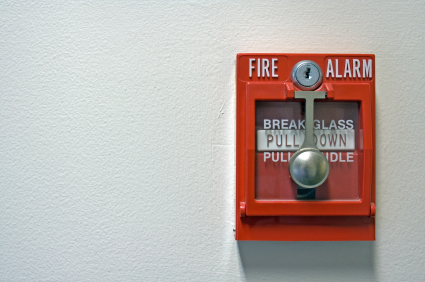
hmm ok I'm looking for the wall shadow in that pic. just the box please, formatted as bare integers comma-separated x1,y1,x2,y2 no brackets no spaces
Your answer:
238,241,375,281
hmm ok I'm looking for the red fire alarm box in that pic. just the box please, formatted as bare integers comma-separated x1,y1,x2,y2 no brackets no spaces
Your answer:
236,54,375,241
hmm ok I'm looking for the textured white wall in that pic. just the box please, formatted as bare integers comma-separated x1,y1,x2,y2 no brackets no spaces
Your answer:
1,1,424,281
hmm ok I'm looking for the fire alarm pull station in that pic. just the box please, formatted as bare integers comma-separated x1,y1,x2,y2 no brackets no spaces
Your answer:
236,54,375,241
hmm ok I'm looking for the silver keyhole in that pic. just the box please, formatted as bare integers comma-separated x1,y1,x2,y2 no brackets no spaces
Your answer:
291,60,323,91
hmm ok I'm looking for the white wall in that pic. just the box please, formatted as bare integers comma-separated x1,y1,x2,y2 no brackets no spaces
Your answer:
1,1,424,281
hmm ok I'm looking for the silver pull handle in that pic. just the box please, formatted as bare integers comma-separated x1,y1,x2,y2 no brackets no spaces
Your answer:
289,91,329,188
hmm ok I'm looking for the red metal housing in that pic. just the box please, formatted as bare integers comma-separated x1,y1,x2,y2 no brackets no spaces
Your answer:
236,53,375,241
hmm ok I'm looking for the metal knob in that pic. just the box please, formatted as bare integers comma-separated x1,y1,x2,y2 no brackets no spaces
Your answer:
289,91,329,188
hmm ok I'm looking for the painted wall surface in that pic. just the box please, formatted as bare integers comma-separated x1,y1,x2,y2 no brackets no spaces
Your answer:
1,1,424,281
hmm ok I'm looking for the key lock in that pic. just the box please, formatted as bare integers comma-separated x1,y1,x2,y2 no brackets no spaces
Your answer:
289,61,329,198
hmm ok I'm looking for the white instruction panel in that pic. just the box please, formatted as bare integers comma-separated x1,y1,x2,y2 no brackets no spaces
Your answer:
257,129,355,151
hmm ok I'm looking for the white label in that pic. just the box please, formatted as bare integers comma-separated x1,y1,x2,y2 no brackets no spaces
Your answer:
326,58,372,78
257,130,355,151
248,58,279,78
